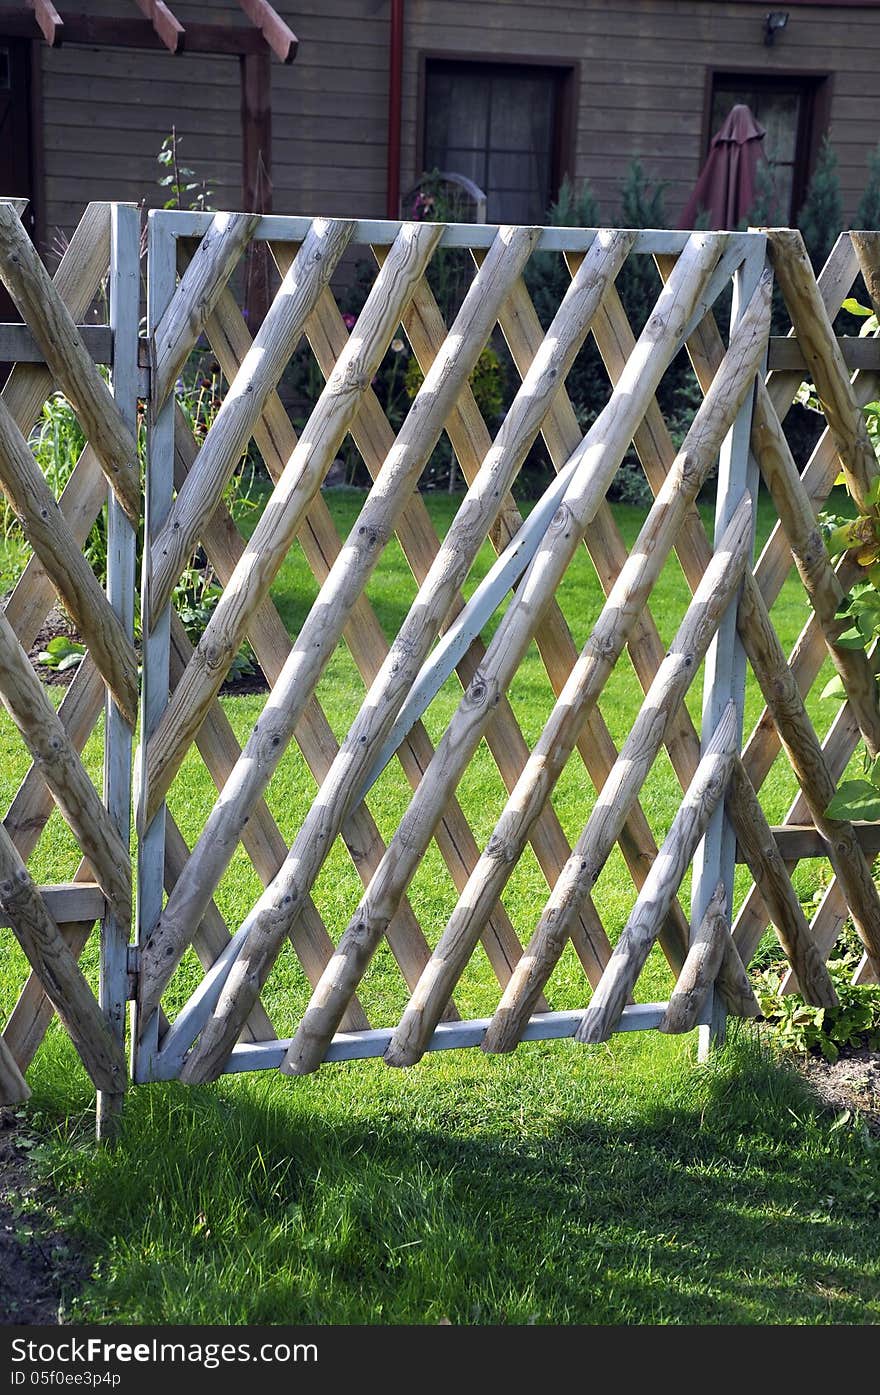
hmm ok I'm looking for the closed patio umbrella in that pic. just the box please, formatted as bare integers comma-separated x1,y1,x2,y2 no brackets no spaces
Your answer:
680,104,767,230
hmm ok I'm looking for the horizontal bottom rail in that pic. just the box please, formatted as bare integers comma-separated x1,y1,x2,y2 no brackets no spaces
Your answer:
146,1004,669,1081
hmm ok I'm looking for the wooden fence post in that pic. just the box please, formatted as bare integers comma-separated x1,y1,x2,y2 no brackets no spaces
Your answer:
97,204,140,1141
133,212,176,1084
690,239,766,1059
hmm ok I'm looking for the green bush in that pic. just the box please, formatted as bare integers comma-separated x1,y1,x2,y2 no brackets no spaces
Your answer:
797,137,843,270
755,945,880,1062
854,143,880,231
0,392,108,588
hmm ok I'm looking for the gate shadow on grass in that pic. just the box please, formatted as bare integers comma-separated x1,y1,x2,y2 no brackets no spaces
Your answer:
27,1032,880,1325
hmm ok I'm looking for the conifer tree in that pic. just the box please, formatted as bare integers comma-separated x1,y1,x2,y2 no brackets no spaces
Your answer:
855,144,880,231
797,138,843,269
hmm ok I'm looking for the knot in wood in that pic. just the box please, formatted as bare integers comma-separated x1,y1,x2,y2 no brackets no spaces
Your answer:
338,361,372,396
589,628,618,664
351,917,373,947
466,672,495,708
802,530,825,569
548,504,570,535
486,830,516,864
204,640,234,674
677,449,701,491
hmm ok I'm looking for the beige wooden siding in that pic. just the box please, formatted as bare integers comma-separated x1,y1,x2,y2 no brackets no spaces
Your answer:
41,44,241,236
4,0,880,236
402,0,880,223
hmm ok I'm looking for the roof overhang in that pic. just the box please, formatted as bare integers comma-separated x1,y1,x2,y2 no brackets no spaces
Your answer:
6,1,298,61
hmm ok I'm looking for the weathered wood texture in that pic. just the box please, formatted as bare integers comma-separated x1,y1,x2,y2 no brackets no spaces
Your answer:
575,704,740,1046
119,213,880,1086
659,884,759,1036
0,200,137,1110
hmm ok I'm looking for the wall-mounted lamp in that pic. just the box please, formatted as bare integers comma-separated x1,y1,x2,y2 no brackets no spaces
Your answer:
764,11,790,44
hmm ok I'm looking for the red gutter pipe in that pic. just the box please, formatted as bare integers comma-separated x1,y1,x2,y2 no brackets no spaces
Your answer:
386,0,404,218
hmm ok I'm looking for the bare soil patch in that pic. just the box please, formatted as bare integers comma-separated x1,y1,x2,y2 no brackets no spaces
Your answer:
797,1046,880,1136
0,1109,90,1325
25,601,269,697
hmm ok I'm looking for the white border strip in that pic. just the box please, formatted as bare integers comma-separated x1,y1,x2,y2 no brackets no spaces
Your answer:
150,209,759,260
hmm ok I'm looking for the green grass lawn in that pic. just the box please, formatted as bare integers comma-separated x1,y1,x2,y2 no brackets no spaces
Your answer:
4,486,880,1324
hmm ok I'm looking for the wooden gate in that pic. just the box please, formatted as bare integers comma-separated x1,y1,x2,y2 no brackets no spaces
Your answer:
0,200,138,1135
132,210,785,1087
4,199,880,1119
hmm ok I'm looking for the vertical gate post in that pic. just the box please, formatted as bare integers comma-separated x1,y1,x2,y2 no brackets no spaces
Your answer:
97,203,140,1141
133,213,176,1084
690,238,768,1059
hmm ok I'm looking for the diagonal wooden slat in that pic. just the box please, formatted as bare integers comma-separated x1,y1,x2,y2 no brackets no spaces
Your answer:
4,443,110,654
658,885,758,1037
0,614,130,920
769,228,878,514
575,703,740,1044
148,216,397,627
152,210,259,409
0,828,125,1092
0,396,138,725
160,229,640,1077
141,229,633,1019
265,233,726,1082
386,493,755,1066
3,658,103,860
144,218,443,807
0,204,140,527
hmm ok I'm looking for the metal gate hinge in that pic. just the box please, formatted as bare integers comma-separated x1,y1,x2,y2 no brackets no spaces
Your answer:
126,945,141,999
137,337,151,398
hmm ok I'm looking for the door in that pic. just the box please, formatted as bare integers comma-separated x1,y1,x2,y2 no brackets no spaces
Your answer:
0,39,34,322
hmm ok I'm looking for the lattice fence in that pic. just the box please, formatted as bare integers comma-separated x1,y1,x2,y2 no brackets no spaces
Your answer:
129,207,844,1090
4,199,880,1122
0,200,138,1134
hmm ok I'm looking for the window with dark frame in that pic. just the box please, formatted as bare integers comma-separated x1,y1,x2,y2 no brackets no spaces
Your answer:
709,73,826,223
423,59,570,225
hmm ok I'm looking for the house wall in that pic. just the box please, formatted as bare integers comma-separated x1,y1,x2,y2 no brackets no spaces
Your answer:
401,0,880,223
1,0,879,240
